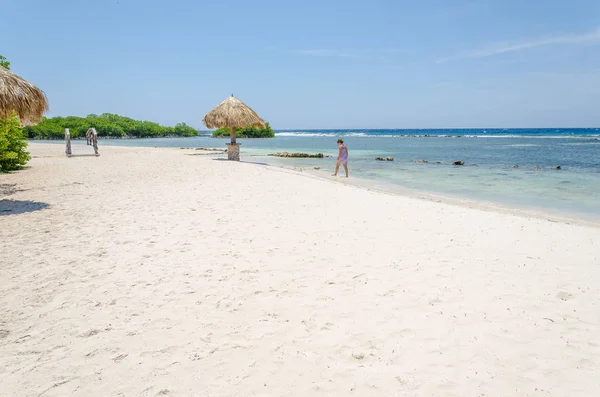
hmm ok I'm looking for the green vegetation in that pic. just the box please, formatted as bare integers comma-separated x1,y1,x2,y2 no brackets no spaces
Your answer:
0,114,31,172
0,56,28,172
212,122,274,138
24,114,199,139
0,55,30,171
0,55,10,69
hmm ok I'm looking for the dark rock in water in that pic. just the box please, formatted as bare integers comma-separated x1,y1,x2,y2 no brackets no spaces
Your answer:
386,157,394,161
513,165,519,168
413,159,428,163
314,167,321,170
556,165,562,170
268,152,324,158
535,165,542,170
196,147,227,152
376,157,385,161
453,161,465,166
435,161,442,164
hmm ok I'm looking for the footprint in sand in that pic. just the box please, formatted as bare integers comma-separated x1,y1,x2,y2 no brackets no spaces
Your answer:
556,291,574,301
112,353,128,362
79,329,101,338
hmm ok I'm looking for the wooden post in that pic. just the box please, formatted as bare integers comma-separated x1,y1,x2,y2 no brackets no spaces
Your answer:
230,126,236,144
92,128,99,156
65,128,72,157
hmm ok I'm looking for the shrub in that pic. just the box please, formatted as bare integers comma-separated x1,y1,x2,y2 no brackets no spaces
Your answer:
24,114,199,139
0,114,31,172
212,122,274,138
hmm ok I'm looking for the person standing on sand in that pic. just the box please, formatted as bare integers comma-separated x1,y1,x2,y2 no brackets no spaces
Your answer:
332,139,349,177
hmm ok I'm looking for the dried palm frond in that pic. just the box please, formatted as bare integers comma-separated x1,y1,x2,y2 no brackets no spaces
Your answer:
202,95,265,129
0,66,48,124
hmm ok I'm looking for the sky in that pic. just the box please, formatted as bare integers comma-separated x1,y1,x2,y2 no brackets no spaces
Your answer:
2,0,600,129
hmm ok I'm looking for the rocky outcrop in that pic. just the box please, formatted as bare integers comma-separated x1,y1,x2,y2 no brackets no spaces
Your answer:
413,159,464,165
179,147,227,152
196,147,227,152
268,152,325,158
409,161,560,169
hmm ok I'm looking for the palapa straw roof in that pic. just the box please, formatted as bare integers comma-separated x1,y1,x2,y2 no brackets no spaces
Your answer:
202,95,265,129
0,66,49,125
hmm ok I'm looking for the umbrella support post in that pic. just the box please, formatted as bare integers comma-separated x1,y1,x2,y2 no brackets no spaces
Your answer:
226,143,240,161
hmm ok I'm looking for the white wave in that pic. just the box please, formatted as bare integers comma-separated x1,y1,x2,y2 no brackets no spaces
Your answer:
459,135,600,139
560,142,600,146
276,132,368,137
275,132,600,139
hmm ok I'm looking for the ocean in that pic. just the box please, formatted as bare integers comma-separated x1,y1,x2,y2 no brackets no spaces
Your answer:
38,128,600,221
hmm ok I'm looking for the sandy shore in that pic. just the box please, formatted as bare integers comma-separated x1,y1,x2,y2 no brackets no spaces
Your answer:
1,143,599,396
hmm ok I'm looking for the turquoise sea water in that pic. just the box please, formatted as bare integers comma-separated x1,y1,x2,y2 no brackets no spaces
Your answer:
37,128,600,221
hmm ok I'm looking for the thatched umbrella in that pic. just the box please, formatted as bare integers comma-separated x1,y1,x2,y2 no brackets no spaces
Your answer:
202,95,265,161
0,66,49,125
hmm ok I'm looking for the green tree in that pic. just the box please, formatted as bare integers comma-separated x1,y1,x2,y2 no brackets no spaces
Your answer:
24,114,199,139
174,122,199,137
0,54,10,69
0,114,31,172
212,122,274,138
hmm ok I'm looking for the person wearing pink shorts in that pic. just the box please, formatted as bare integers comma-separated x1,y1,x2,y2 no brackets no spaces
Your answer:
332,139,349,177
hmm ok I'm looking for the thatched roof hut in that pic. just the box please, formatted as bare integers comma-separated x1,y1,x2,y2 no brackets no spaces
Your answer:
0,66,49,125
202,95,265,132
202,95,266,161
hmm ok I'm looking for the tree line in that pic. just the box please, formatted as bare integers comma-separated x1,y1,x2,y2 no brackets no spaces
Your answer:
212,122,274,138
25,113,199,139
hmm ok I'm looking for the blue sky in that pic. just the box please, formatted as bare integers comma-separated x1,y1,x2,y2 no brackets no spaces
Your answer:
2,0,600,129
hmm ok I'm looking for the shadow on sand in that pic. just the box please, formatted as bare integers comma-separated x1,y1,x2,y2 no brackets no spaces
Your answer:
0,200,50,216
211,158,269,166
184,153,225,156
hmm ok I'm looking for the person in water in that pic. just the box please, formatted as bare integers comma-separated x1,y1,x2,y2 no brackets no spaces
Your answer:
332,139,349,177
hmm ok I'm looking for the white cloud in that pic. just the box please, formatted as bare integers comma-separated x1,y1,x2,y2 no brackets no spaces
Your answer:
437,27,600,63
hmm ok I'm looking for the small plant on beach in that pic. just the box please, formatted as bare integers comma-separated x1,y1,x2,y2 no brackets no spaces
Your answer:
0,114,31,172
0,54,10,69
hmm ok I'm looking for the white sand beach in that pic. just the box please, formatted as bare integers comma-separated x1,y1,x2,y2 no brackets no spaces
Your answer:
1,143,599,397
